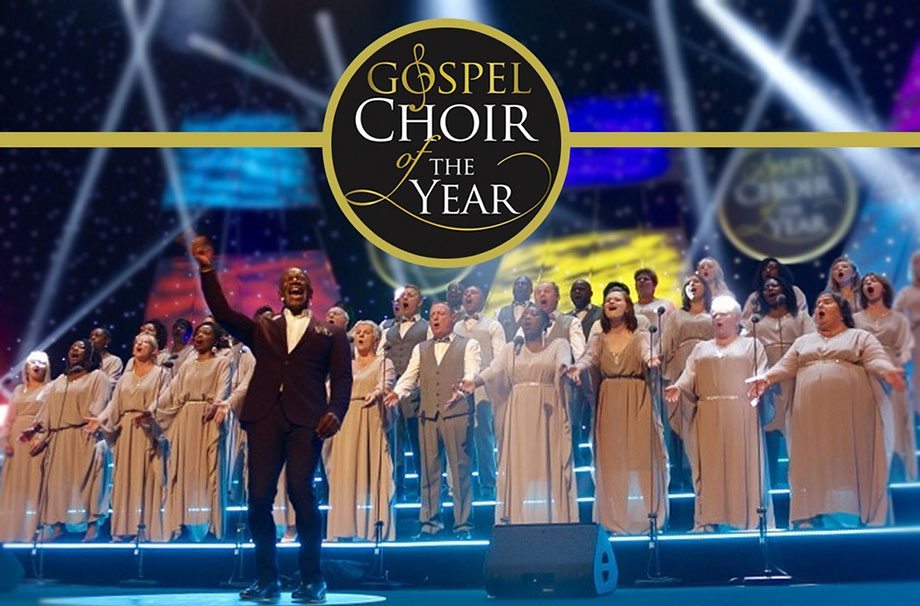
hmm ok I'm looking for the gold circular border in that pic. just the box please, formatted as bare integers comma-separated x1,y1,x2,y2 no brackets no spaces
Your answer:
322,18,570,269
716,148,858,265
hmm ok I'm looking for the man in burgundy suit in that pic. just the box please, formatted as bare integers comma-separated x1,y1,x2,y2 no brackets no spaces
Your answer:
192,236,352,604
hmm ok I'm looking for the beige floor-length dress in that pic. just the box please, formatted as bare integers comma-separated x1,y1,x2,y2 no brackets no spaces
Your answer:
577,332,668,534
673,337,772,531
0,384,49,541
325,356,396,541
765,329,897,527
480,339,578,525
854,309,916,481
35,370,112,532
99,364,172,540
156,355,231,541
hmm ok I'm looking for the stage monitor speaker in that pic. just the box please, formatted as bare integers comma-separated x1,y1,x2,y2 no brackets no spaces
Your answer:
484,523,617,598
0,546,24,591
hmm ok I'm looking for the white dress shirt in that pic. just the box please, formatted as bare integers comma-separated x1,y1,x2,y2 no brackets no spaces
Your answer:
284,307,312,353
392,334,482,399
458,314,506,361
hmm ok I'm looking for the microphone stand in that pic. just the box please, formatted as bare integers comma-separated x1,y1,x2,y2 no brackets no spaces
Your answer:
738,313,791,585
29,374,74,585
363,345,400,588
122,364,168,587
222,349,251,590
502,338,523,525
636,317,679,586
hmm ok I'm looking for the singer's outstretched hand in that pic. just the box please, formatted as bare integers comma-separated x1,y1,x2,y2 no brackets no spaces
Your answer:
561,364,582,386
83,416,101,434
885,368,907,392
444,385,469,410
382,390,400,409
746,376,769,399
206,402,229,425
457,379,476,394
663,384,681,404
648,356,661,369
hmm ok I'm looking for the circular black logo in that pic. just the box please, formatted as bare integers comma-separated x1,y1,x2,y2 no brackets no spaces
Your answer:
323,19,569,267
717,149,857,263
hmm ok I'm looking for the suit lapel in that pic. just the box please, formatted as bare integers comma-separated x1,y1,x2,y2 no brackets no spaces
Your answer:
291,320,315,354
273,314,289,357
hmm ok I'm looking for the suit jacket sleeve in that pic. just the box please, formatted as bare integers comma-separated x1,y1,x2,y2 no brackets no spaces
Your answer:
200,270,255,346
327,329,353,423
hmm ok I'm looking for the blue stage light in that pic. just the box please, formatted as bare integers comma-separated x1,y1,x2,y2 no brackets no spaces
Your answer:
564,94,670,188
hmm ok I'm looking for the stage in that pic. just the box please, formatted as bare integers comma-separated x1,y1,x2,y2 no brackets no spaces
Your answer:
6,582,920,606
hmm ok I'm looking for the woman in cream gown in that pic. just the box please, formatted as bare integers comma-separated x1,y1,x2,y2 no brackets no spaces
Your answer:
464,305,577,525
749,292,906,528
89,334,172,541
325,320,396,541
0,352,51,542
569,289,667,534
155,322,231,541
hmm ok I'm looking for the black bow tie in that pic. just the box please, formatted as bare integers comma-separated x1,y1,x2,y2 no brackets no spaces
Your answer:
400,317,415,324
433,336,452,344
464,313,481,321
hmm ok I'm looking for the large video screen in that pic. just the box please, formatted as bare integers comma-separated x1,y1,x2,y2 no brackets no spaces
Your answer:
162,113,318,210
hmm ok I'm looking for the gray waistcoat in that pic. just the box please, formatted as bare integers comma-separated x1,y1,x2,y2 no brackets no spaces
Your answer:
386,319,429,376
418,336,472,420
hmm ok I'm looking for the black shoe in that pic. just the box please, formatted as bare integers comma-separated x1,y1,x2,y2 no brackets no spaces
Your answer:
292,579,327,604
411,529,439,541
239,579,281,602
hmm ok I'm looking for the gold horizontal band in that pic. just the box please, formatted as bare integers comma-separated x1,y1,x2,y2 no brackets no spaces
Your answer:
566,131,920,148
0,132,326,148
2,131,920,148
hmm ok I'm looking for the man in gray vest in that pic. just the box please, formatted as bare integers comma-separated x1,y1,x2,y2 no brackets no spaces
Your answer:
532,281,586,360
495,275,533,342
453,285,505,501
567,279,603,340
378,285,431,502
385,302,481,539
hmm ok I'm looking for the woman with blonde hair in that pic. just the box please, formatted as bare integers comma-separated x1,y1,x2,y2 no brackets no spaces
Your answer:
325,320,396,541
88,333,173,541
0,351,51,542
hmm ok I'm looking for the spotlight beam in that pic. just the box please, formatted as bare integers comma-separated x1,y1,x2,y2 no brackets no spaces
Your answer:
315,10,346,79
696,0,916,199
652,0,711,218
187,33,329,108
686,0,812,266
1,213,204,392
120,0,197,266
16,0,167,365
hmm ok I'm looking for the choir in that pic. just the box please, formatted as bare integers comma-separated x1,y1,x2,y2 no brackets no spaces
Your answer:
2,253,919,543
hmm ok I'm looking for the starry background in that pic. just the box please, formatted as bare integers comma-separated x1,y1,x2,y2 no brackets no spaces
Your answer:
1,0,919,391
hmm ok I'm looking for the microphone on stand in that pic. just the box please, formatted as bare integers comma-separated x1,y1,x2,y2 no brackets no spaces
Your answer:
160,360,175,369
513,336,525,356
656,306,666,317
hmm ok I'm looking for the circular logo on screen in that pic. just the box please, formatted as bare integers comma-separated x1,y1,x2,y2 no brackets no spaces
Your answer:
323,19,569,268
717,149,857,264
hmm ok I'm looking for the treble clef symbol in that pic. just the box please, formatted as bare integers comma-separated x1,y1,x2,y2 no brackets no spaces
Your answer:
408,43,434,112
